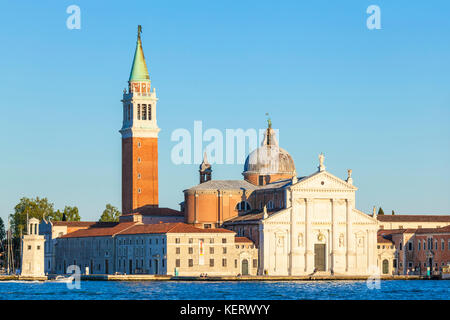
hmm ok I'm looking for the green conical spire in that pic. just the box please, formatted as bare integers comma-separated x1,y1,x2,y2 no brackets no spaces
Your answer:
129,25,150,82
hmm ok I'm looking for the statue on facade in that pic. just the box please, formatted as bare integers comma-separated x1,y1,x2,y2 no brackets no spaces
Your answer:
318,153,325,172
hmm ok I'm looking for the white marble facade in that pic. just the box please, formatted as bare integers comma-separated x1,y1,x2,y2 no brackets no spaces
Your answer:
258,170,378,276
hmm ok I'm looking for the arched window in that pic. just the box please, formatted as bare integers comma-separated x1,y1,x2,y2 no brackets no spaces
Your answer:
382,259,389,274
236,201,251,212
137,104,141,120
148,104,152,120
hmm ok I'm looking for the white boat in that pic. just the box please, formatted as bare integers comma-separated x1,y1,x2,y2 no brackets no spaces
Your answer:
52,275,72,283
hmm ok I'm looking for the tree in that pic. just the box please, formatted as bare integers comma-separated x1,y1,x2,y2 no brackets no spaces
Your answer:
378,207,385,216
392,210,395,215
9,197,81,238
0,217,5,243
99,204,121,222
53,206,81,222
9,197,57,238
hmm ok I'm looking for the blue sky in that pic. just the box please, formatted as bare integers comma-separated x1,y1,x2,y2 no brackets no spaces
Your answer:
0,1,449,223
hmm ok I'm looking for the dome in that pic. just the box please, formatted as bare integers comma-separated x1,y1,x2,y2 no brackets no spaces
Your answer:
243,146,295,175
243,126,296,177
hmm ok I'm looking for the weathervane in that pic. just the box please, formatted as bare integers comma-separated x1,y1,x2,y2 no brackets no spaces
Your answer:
137,25,142,40
265,112,272,129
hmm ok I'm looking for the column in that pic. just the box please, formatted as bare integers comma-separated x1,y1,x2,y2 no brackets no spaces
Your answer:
289,191,296,275
217,191,221,226
345,199,353,272
305,198,314,273
194,192,198,224
331,198,337,272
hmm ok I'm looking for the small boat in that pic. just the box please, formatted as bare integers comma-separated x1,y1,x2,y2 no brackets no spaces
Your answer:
53,275,72,283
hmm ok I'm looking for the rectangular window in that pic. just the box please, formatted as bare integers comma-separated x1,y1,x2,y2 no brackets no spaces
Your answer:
408,242,413,251
209,247,214,254
188,259,193,267
137,104,141,120
148,104,152,120
210,259,214,267
235,259,238,268
176,247,180,254
223,247,227,254
176,259,180,268
442,241,445,251
222,238,227,244
175,238,180,244
222,259,227,267
253,259,257,268
258,176,264,186
209,238,214,244
189,238,193,244
188,247,193,254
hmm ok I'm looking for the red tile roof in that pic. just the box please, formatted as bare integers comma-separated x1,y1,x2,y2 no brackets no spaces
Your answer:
119,223,235,235
378,225,450,237
60,222,137,238
51,221,97,227
414,225,450,234
234,236,254,244
377,215,450,222
377,235,394,244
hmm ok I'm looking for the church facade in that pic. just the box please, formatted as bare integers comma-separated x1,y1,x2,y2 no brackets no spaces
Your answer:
185,125,378,275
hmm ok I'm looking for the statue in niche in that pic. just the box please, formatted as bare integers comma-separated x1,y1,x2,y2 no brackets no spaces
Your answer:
298,233,304,247
339,233,344,247
277,235,284,248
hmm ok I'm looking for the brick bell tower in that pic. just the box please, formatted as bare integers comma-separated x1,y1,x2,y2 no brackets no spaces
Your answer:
120,25,160,214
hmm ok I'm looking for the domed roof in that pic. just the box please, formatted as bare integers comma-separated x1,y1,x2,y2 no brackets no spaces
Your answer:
243,126,296,176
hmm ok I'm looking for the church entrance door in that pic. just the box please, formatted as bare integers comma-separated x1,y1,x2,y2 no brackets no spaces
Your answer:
382,259,389,274
314,244,326,271
241,259,249,275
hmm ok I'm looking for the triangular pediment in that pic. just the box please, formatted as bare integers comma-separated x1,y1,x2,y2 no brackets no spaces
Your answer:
292,170,357,191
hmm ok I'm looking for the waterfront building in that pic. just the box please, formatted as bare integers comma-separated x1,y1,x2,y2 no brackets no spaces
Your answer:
115,223,257,276
21,218,45,277
39,220,104,274
378,226,450,276
55,222,257,276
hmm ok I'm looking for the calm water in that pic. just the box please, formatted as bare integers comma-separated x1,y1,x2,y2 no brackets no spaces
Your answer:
0,280,448,300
